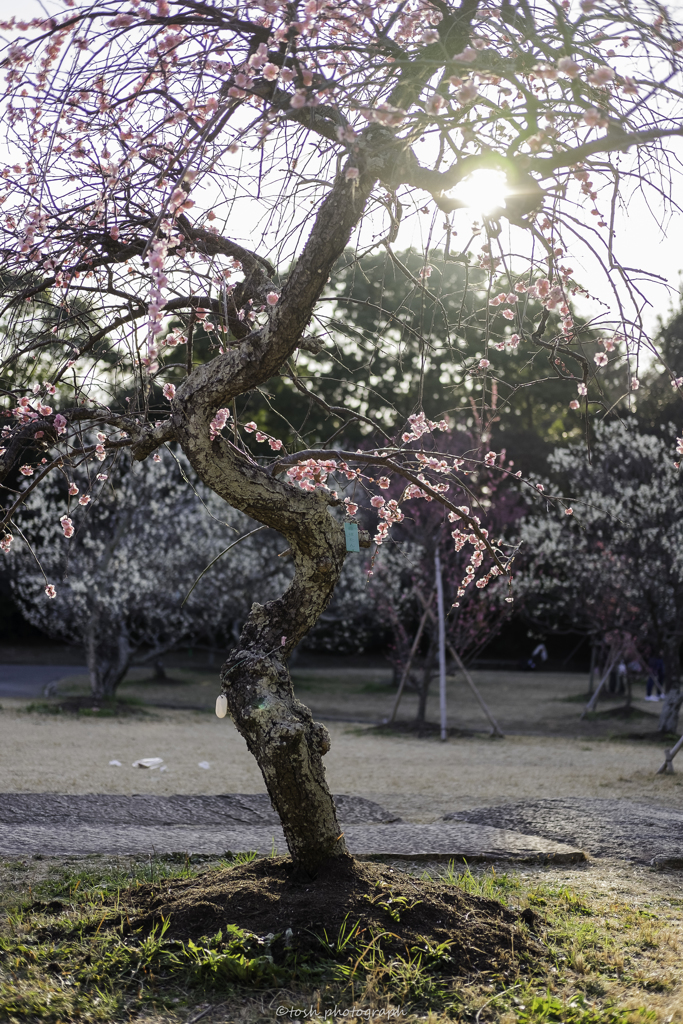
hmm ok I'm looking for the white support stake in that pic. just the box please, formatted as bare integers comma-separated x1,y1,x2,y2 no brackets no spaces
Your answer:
435,550,448,742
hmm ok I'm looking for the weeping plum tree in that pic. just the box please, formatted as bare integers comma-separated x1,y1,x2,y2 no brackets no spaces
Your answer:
2,0,683,875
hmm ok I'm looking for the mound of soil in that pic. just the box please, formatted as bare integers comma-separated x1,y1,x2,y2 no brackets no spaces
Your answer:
124,856,541,974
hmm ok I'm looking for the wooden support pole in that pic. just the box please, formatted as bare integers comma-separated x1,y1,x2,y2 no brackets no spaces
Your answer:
446,641,505,739
581,647,620,718
656,731,683,775
387,591,434,724
588,639,597,696
414,586,505,738
435,551,448,742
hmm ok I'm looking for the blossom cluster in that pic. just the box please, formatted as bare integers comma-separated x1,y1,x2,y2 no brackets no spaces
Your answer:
401,412,449,444
287,458,339,492
243,420,284,451
209,407,231,441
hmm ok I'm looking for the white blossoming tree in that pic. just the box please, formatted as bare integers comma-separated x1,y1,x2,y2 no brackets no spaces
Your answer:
2,0,683,874
517,421,683,733
6,451,289,698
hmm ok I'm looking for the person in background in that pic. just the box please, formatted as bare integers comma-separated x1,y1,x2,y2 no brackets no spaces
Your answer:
646,655,665,701
525,642,548,671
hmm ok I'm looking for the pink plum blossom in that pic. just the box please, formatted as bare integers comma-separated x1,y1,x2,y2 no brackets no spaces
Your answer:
455,81,478,104
558,57,580,77
479,358,490,369
210,407,231,439
78,494,91,505
577,383,588,395
53,414,67,435
162,382,176,400
569,400,580,410
631,377,640,390
68,482,79,495
594,352,608,366
20,465,34,476
266,291,279,305
588,66,614,86
584,108,605,127
45,584,57,599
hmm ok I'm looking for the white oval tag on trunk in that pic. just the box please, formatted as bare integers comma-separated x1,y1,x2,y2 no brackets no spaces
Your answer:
215,694,228,718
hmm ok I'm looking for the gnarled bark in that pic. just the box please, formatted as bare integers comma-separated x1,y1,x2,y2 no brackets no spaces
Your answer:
172,425,352,874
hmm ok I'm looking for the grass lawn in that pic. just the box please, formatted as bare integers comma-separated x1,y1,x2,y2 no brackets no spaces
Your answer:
1,853,681,1024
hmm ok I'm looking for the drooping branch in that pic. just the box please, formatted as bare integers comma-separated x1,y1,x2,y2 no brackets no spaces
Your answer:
270,447,510,574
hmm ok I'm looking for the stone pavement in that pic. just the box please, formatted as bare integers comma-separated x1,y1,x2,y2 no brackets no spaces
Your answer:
0,793,584,864
446,798,683,866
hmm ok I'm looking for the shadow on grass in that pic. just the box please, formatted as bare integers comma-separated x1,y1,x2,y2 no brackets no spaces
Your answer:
25,695,151,718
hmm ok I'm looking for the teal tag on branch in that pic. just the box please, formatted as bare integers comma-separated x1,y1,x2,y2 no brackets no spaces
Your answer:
344,522,360,552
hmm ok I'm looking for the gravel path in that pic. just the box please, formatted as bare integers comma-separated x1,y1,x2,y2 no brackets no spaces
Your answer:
0,665,83,699
1,706,682,819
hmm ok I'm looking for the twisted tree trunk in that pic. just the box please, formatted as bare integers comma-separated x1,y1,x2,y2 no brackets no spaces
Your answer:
173,421,354,873
160,157,382,875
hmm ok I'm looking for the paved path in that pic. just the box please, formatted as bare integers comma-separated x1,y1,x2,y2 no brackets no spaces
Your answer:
446,798,683,865
0,793,584,864
0,664,84,699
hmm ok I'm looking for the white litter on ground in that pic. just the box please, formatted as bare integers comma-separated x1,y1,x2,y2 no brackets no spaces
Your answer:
108,760,122,767
197,761,210,769
132,758,164,769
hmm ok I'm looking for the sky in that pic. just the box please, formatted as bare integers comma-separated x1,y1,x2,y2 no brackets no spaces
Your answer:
2,0,683,338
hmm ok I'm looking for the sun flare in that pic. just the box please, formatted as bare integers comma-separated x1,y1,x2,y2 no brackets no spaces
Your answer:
448,169,509,218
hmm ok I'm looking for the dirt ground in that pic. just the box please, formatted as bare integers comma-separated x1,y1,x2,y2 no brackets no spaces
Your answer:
1,663,681,822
